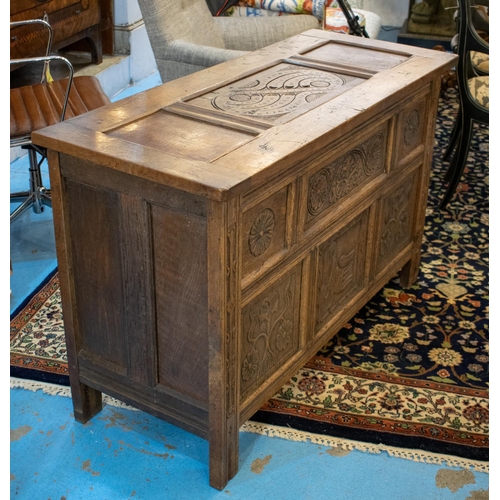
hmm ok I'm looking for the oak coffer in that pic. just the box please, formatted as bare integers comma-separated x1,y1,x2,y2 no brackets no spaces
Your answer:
33,30,456,489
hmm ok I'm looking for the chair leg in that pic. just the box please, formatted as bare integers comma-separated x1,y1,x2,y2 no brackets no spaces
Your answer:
439,118,474,209
10,147,51,223
443,111,462,165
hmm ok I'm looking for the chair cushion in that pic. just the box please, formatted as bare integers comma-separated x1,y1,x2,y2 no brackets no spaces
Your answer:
11,75,110,139
223,2,381,39
468,75,489,109
324,7,366,34
138,0,226,50
470,50,489,74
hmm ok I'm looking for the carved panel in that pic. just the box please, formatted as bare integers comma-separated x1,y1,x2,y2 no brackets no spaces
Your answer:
241,185,291,280
305,129,386,226
395,97,428,168
376,173,417,273
314,212,369,332
240,265,302,401
248,208,275,257
189,63,364,124
212,68,346,119
225,220,238,420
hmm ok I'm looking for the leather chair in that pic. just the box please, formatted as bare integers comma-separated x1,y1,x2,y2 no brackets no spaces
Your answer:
136,0,320,83
439,0,488,209
10,19,110,223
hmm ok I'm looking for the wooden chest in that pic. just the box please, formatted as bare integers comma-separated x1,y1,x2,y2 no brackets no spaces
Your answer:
33,30,456,489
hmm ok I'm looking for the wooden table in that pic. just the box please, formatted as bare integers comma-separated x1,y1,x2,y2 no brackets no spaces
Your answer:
33,30,456,490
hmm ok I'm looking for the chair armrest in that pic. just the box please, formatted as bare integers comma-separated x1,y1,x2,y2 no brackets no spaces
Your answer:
10,55,74,122
11,19,53,83
214,15,320,52
164,39,247,67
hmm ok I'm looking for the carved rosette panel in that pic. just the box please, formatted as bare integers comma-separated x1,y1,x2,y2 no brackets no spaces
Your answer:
315,213,369,331
248,208,275,257
240,267,301,400
211,68,347,119
242,186,289,279
306,131,386,223
377,176,415,270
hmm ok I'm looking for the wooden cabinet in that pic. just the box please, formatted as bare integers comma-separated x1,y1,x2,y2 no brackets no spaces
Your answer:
33,30,456,490
10,0,110,64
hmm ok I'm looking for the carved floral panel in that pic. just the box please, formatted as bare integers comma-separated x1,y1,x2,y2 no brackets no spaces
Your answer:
377,174,416,272
306,129,386,225
242,186,290,279
314,212,369,332
240,266,302,401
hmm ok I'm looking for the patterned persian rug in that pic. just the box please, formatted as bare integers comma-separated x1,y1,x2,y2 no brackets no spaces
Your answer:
10,89,488,467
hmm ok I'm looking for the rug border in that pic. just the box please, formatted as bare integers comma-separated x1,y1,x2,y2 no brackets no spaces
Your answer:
241,421,489,473
10,267,58,320
10,268,70,386
251,407,489,463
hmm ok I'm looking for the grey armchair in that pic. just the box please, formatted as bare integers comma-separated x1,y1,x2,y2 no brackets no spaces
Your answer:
136,0,320,83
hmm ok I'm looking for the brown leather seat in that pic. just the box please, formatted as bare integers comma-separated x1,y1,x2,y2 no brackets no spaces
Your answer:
10,18,111,225
11,75,110,139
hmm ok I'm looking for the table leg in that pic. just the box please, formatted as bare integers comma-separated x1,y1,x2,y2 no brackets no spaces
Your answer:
70,380,103,424
399,252,421,288
209,419,239,490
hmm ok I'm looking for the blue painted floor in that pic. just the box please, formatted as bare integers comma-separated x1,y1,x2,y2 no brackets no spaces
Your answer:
10,385,490,500
10,69,490,499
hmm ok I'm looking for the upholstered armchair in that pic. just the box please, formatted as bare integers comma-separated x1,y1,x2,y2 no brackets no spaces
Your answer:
136,0,320,83
223,1,381,39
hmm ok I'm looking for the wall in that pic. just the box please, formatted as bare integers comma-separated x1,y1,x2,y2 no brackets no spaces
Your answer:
112,0,412,87
113,0,157,82
363,0,410,27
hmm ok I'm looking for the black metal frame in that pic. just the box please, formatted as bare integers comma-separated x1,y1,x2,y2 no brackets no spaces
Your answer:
440,0,488,208
336,0,370,38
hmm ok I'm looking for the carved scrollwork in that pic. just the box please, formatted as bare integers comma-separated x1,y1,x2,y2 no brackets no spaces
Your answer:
315,214,368,329
240,272,299,393
307,131,385,220
363,134,384,175
211,68,346,118
404,109,420,146
307,170,329,216
329,151,364,204
248,208,275,257
380,182,412,255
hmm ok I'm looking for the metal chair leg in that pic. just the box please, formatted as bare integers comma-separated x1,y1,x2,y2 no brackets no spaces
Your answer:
10,147,51,223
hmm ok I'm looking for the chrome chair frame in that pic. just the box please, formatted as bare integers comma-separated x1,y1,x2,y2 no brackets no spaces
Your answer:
10,19,74,223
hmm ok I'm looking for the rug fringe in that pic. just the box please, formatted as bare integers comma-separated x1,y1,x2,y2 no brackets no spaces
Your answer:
11,377,488,472
240,421,489,473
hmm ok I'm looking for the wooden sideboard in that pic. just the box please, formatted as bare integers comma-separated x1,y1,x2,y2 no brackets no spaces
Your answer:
10,0,111,65
33,30,456,490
